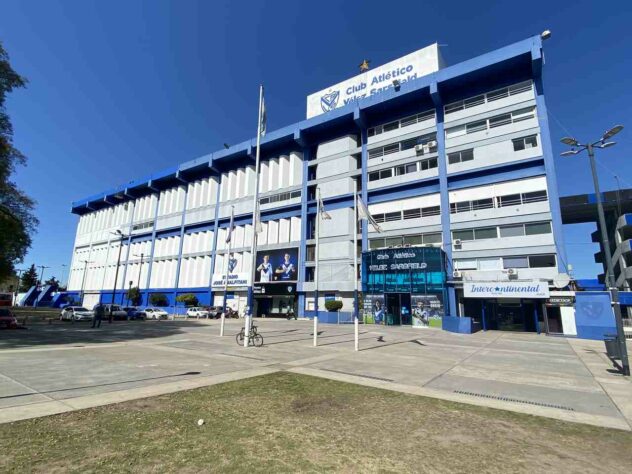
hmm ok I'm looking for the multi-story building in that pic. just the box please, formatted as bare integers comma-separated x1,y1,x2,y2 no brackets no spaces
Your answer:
68,34,569,332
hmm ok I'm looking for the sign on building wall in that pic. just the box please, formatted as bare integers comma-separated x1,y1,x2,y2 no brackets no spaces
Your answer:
211,272,250,288
306,44,442,119
254,248,298,283
463,281,550,299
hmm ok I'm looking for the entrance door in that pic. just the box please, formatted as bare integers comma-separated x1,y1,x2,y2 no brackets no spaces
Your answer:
385,293,412,325
385,294,401,325
544,306,563,334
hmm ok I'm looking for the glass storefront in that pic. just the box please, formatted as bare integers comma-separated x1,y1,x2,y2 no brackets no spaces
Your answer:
361,247,447,326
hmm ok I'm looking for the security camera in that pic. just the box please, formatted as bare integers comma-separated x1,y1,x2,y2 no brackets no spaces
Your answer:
541,30,551,40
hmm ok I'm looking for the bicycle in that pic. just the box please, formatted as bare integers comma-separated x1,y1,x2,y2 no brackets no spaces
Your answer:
235,324,264,347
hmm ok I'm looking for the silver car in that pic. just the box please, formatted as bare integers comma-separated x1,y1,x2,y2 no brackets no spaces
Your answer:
60,306,93,322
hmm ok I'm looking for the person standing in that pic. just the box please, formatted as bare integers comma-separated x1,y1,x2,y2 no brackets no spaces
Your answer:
92,303,104,328
108,304,113,324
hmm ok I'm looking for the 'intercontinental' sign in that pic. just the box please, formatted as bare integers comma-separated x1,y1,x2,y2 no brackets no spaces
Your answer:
306,44,442,119
464,281,550,299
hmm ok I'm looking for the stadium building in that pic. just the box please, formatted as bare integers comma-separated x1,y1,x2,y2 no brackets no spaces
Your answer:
67,34,571,332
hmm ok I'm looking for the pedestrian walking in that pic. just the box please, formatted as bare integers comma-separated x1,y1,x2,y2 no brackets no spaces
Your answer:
92,303,104,328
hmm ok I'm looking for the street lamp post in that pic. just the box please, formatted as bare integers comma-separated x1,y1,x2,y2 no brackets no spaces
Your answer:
110,230,126,305
133,253,145,305
560,125,629,376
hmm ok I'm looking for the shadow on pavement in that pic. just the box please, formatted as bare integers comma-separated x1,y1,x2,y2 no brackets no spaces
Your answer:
0,321,210,350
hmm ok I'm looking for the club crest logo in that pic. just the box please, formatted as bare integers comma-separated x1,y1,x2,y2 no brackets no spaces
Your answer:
320,90,340,113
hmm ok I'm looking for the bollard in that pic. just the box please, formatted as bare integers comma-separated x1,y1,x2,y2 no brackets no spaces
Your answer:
313,316,318,347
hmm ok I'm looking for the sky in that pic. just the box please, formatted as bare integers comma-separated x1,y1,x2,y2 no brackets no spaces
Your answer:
2,0,632,284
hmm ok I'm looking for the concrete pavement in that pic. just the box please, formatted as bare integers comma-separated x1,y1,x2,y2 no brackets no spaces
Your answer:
0,319,630,430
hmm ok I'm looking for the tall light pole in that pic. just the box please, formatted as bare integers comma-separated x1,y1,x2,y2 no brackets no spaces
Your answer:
560,124,629,376
60,264,68,289
37,265,50,286
133,253,145,305
110,230,127,305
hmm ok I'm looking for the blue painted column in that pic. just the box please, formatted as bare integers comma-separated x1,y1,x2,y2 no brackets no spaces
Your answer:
431,82,457,317
172,181,189,311
534,305,540,334
208,173,223,306
481,300,487,331
119,197,136,305
143,190,162,305
298,146,310,318
532,65,568,273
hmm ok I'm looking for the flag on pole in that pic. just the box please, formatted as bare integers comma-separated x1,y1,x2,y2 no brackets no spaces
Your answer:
318,193,331,220
259,91,266,137
225,206,235,244
357,195,382,232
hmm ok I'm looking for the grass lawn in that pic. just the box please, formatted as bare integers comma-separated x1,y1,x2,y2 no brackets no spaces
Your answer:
1,372,631,473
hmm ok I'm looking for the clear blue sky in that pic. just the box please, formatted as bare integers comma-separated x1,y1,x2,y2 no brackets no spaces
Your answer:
2,0,632,283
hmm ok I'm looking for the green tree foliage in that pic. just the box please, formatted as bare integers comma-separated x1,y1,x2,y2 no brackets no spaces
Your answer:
19,264,38,291
127,286,141,306
149,293,168,307
0,41,38,281
44,276,61,290
176,293,199,307
324,300,343,312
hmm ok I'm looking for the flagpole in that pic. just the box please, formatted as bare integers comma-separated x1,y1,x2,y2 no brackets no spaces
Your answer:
314,188,320,347
220,205,234,337
245,85,264,348
353,179,359,352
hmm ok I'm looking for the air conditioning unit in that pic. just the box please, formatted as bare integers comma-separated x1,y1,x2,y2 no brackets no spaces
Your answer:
415,144,425,154
453,239,462,247
427,140,438,148
453,270,462,278
507,268,518,276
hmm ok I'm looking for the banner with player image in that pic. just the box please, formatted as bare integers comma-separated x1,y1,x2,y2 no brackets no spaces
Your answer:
363,294,386,325
411,294,444,328
254,248,298,283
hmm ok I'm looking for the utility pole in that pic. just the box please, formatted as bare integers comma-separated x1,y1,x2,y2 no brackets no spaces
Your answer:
561,125,629,376
37,265,50,286
110,230,126,305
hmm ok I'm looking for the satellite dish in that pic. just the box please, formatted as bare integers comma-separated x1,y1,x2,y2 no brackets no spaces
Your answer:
553,273,571,289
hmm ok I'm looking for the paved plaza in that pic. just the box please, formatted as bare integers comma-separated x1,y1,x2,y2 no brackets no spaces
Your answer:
0,319,631,430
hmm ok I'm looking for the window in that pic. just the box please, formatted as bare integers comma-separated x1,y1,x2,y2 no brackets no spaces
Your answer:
503,256,529,269
528,254,556,268
373,213,385,224
423,233,442,244
400,138,417,150
259,190,301,205
379,169,393,180
405,163,417,173
368,172,380,182
368,134,437,160
513,135,538,151
444,81,533,115
466,120,487,134
403,208,421,220
512,107,535,123
478,258,502,270
489,114,512,129
525,222,552,235
395,165,406,176
499,224,525,238
422,206,440,217
368,110,435,136
471,198,493,210
369,238,384,249
384,211,401,222
448,149,474,164
522,190,548,203
474,227,498,240
403,235,423,246
455,259,477,270
453,229,474,241
498,194,522,207
384,237,403,247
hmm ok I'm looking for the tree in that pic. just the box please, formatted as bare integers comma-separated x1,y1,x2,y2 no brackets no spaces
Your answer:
0,41,38,281
324,300,343,312
19,264,37,291
44,276,61,291
149,293,168,307
127,286,141,306
176,293,199,307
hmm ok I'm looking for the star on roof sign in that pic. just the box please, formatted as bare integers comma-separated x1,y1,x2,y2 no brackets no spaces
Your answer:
359,59,370,72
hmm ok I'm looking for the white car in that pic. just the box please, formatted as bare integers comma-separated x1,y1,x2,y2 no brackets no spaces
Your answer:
186,307,209,318
60,306,93,321
142,307,169,320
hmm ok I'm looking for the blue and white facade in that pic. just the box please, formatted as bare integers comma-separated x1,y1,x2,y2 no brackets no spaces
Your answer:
68,35,568,329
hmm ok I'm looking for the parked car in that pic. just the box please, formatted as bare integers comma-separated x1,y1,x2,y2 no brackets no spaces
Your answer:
122,306,145,320
0,308,19,329
206,306,223,319
141,307,169,320
102,304,128,320
60,306,94,322
186,307,209,318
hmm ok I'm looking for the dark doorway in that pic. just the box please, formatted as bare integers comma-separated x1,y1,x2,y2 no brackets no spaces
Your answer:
385,293,412,325
544,306,563,334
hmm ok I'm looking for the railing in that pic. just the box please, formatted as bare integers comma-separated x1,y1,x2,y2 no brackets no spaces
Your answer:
445,80,533,115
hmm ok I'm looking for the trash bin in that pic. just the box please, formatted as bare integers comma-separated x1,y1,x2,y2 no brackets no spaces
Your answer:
604,334,621,360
